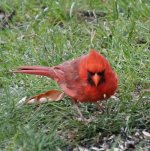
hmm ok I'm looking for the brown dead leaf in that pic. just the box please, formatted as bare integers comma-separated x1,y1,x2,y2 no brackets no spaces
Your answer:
17,90,65,106
27,90,65,104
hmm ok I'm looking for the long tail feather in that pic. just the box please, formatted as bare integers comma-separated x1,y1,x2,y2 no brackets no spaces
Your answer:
13,66,53,77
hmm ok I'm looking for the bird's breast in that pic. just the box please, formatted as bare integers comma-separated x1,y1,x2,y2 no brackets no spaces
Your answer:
77,86,105,102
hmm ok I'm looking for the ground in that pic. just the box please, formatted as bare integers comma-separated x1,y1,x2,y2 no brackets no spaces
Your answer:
0,0,150,150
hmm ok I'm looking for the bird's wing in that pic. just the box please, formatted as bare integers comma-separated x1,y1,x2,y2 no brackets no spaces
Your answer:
54,56,85,99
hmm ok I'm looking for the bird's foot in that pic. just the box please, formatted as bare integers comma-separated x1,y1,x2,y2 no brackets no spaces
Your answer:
75,116,94,123
72,100,85,118
72,101,93,122
95,102,105,113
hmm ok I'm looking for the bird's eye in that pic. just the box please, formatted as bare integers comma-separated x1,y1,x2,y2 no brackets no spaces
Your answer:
97,70,105,76
88,71,95,76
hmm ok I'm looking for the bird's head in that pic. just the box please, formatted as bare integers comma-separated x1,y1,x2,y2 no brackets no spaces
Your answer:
79,49,109,87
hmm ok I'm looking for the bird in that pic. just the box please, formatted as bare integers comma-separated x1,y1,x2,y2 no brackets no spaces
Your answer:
14,49,118,119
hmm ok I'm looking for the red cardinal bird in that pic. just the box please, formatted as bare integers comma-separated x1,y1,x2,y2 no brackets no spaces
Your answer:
14,49,118,118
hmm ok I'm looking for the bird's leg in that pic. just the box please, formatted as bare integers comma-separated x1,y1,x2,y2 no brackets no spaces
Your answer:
95,102,105,113
72,100,85,120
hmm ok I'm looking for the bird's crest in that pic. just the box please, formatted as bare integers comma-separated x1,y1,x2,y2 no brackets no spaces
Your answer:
86,49,106,72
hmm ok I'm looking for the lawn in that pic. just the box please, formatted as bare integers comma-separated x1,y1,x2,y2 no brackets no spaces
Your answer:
0,0,150,150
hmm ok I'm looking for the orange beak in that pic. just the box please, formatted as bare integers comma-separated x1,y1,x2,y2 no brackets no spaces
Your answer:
91,73,100,87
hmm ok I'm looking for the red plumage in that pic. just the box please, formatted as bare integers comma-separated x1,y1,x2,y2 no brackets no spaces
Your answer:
14,49,118,115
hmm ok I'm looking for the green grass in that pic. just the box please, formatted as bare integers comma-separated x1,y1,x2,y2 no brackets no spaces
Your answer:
0,0,150,150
